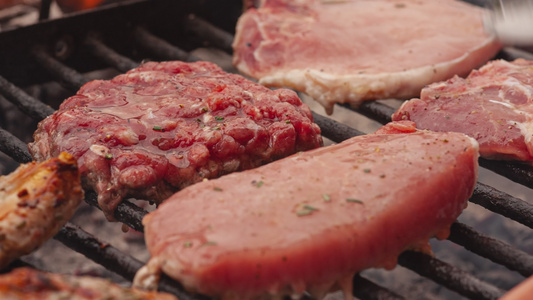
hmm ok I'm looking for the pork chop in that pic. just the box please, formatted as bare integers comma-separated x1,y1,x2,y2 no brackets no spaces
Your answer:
232,0,502,114
392,59,533,162
0,267,177,300
28,61,322,220
0,152,83,270
134,121,479,300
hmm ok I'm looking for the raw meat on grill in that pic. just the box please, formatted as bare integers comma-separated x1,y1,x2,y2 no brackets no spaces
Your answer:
28,61,323,220
134,121,479,300
392,59,533,162
0,153,83,270
0,267,177,300
232,0,502,114
500,274,533,300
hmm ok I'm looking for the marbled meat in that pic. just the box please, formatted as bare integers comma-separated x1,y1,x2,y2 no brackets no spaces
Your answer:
233,0,502,114
28,61,322,220
134,121,479,300
393,59,533,162
0,267,177,300
0,153,83,270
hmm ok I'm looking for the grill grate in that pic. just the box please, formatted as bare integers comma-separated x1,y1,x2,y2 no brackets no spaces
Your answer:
0,1,532,299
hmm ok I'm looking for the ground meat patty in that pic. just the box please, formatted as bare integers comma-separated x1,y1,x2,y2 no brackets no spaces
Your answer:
28,61,323,220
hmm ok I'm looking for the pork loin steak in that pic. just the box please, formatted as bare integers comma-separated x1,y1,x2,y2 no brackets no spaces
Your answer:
233,0,502,114
393,59,533,162
28,61,322,220
134,121,479,300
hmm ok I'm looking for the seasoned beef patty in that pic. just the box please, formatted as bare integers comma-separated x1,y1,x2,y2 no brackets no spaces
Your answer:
29,61,322,220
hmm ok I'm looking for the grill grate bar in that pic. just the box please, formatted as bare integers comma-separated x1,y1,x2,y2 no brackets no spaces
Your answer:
478,158,533,189
30,46,89,92
133,26,200,62
470,182,533,229
0,127,32,164
343,101,396,126
352,274,406,300
84,35,140,73
398,251,506,300
184,14,234,53
0,75,55,120
311,112,364,142
84,191,147,233
448,222,533,277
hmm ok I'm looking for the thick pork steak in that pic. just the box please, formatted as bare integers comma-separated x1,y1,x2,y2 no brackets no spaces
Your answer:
393,59,533,162
233,0,502,114
28,61,322,220
134,121,479,300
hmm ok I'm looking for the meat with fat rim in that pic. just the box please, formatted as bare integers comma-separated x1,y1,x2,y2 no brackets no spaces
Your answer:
233,0,502,114
393,59,533,163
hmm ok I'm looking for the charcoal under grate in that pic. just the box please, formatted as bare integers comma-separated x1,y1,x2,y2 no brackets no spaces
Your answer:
0,1,532,299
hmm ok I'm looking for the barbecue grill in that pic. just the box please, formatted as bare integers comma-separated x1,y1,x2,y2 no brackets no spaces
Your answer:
0,0,532,299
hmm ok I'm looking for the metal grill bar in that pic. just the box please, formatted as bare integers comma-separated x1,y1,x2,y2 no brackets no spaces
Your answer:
0,75,55,120
448,222,533,277
0,127,32,164
84,35,140,73
183,14,234,53
133,26,200,62
30,46,89,92
478,158,533,189
352,274,406,300
398,251,506,300
470,182,533,229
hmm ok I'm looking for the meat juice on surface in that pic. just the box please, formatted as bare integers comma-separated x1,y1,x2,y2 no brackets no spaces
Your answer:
393,59,533,163
233,0,502,114
135,121,479,300
28,61,323,220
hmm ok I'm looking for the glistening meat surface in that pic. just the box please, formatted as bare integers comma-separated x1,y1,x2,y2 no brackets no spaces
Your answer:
392,59,533,162
232,0,501,114
0,153,83,270
28,61,322,220
134,121,479,300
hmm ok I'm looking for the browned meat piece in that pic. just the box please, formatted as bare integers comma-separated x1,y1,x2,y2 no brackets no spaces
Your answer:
28,61,323,220
0,152,83,270
0,267,177,299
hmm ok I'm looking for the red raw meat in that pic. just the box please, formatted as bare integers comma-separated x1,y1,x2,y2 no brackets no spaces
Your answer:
28,61,322,220
393,59,533,162
134,121,479,300
232,0,502,114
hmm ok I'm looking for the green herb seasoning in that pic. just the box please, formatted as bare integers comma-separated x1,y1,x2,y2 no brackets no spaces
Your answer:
256,181,264,188
363,168,371,173
322,194,331,202
215,116,224,121
296,204,319,216
285,120,291,124
153,126,162,131
183,241,193,248
346,198,364,204
202,107,208,112
213,187,223,192
105,153,113,160
213,126,221,130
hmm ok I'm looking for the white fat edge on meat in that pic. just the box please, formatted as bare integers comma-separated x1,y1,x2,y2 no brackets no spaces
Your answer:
258,36,499,115
89,144,111,158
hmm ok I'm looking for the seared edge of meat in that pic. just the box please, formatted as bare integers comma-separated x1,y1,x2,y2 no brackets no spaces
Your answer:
0,152,83,269
0,267,177,300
